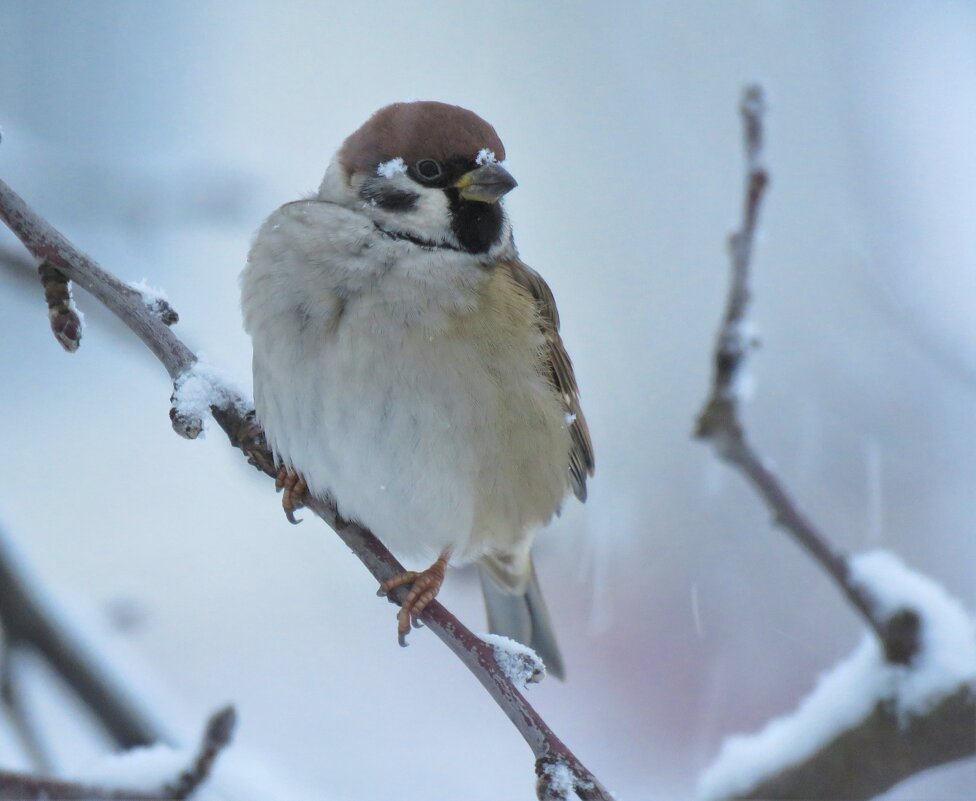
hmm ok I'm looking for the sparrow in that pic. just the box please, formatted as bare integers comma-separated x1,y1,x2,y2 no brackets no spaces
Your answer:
240,101,593,679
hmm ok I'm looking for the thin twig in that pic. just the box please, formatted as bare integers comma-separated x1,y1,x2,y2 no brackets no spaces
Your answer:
0,177,612,800
163,705,236,800
694,85,918,665
0,706,235,801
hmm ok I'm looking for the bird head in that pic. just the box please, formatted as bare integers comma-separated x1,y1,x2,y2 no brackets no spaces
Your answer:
321,101,518,254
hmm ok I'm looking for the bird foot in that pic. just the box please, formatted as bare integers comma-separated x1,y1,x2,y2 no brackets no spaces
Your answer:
275,465,308,524
377,551,450,646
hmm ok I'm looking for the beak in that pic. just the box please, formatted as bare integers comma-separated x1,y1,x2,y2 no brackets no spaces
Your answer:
454,163,518,203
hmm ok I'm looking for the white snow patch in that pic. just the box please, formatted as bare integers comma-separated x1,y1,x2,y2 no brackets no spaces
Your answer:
128,278,169,306
171,359,250,437
66,293,86,329
73,735,316,801
850,550,976,711
376,157,406,178
698,550,976,800
475,148,510,171
480,633,546,687
475,148,498,166
128,278,173,320
540,759,575,800
77,744,194,792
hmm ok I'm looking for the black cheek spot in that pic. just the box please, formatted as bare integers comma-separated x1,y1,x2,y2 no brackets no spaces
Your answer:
359,181,420,212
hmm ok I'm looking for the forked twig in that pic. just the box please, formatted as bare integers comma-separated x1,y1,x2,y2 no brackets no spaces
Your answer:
694,85,918,665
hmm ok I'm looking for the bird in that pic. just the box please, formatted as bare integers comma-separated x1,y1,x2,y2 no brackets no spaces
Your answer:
240,101,593,679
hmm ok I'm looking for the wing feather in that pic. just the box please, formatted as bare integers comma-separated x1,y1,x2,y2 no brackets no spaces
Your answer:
504,259,594,501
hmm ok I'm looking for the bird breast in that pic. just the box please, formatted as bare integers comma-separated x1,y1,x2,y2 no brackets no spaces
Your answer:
241,201,572,564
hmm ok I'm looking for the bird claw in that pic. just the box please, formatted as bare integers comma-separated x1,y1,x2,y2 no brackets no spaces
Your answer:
377,552,449,646
275,466,308,524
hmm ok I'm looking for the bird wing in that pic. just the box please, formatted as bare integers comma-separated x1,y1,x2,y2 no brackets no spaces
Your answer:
504,258,594,501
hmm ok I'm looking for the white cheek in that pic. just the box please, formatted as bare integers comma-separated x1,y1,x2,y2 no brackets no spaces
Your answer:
356,172,457,244
402,188,453,239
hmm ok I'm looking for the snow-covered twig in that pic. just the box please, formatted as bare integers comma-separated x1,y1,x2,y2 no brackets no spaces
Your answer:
700,552,976,800
163,706,236,800
481,633,546,688
0,177,612,801
0,705,235,801
127,279,179,326
694,86,914,663
695,84,976,800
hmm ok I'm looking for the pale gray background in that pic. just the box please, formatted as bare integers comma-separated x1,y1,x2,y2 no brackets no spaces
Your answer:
1,2,974,799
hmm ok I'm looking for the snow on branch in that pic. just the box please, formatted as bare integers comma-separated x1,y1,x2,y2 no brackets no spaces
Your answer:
0,177,613,800
480,633,546,688
695,84,976,800
699,552,976,800
694,85,916,663
0,705,235,801
127,279,179,326
170,358,251,440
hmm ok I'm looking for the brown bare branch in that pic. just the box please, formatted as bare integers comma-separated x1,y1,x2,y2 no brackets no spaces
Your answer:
696,83,975,800
0,705,236,801
163,705,237,800
0,177,612,800
694,85,916,664
733,684,975,800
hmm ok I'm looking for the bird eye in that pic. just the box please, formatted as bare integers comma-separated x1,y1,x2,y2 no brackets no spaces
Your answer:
415,159,442,180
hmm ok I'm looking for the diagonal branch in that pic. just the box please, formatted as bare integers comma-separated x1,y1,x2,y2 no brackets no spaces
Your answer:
0,527,162,749
0,177,612,801
693,85,917,665
731,684,975,801
0,643,52,773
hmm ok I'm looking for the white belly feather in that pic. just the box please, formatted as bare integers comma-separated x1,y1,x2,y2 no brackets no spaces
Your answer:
241,200,570,564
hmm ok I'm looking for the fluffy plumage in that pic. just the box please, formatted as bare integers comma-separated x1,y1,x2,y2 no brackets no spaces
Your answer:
240,101,593,678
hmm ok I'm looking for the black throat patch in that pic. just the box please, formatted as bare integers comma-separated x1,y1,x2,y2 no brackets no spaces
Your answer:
445,189,505,254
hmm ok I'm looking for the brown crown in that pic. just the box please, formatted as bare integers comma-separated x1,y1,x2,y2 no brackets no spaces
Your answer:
338,101,506,175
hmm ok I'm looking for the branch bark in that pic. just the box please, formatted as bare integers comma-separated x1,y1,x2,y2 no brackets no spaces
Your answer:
733,684,976,801
694,85,918,665
0,177,612,801
695,84,975,799
0,705,235,801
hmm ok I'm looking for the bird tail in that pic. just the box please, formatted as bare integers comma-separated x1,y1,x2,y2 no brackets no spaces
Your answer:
477,556,565,680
